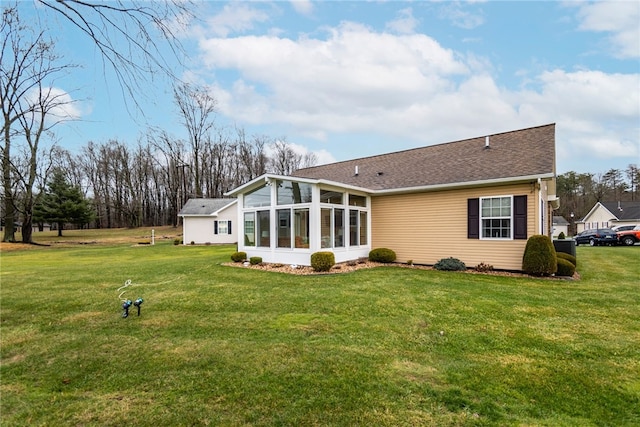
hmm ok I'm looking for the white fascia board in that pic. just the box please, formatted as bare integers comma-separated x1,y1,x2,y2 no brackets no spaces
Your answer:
371,173,556,196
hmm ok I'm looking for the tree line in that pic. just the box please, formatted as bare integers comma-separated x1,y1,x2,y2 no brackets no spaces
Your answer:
2,3,638,243
556,165,639,227
1,3,315,242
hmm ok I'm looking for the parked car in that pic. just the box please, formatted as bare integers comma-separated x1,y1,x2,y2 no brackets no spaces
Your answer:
612,224,638,232
616,226,640,246
574,228,619,246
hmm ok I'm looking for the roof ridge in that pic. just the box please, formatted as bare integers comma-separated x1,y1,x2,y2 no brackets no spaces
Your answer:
295,123,556,172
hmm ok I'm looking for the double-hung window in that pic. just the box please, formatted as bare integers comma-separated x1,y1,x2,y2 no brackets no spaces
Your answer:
481,196,512,239
468,195,526,240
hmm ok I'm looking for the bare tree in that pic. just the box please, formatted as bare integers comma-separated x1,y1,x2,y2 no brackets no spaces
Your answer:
1,5,77,242
173,82,217,198
35,0,193,113
268,139,317,175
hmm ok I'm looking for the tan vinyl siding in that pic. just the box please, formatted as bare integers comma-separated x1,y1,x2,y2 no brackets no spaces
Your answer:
371,182,539,271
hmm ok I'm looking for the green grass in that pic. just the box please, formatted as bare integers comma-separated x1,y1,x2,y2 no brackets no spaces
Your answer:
1,232,639,426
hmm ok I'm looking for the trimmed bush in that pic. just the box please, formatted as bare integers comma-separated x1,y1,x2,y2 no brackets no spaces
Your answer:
311,251,335,272
230,251,247,262
434,257,466,271
556,251,577,267
249,256,262,265
556,258,576,277
558,231,566,240
522,235,557,276
369,248,396,263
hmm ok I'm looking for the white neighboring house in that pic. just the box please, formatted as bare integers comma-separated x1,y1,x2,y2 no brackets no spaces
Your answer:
576,201,640,233
552,215,569,238
178,198,237,245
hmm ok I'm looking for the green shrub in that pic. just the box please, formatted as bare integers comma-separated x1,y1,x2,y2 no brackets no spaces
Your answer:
311,251,335,272
558,231,566,239
556,251,577,267
231,251,247,262
556,258,576,277
434,257,466,271
173,238,181,245
522,235,557,276
249,256,262,265
369,248,396,263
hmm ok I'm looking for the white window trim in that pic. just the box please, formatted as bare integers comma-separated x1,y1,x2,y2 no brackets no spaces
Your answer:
479,195,514,240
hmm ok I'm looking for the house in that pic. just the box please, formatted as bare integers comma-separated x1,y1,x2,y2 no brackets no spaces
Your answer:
552,216,570,238
577,201,640,233
226,124,558,271
178,198,237,245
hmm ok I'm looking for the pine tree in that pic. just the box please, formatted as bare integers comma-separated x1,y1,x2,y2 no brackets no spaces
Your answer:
35,169,94,236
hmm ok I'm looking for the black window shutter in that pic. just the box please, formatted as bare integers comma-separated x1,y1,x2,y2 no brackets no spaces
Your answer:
214,220,218,235
228,221,232,235
513,195,527,240
468,198,479,239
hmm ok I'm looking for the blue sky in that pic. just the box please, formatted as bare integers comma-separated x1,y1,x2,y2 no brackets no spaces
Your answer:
20,0,640,175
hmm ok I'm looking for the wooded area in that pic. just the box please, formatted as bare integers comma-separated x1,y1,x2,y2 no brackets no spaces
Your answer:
2,2,638,242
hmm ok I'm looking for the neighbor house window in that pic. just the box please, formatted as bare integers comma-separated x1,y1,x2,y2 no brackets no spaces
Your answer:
215,220,231,235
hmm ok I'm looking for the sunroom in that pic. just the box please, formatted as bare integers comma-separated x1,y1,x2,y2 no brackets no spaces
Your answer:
227,174,371,266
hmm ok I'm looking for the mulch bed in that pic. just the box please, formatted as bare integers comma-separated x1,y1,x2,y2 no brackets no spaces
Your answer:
224,260,580,280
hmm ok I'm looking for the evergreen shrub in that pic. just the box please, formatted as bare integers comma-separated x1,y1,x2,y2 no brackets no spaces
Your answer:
558,232,566,239
311,251,335,272
369,248,396,263
522,235,557,276
434,257,467,271
249,256,262,265
556,251,577,267
556,258,576,277
231,251,247,262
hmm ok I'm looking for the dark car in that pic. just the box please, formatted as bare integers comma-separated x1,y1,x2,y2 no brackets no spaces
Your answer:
574,228,618,246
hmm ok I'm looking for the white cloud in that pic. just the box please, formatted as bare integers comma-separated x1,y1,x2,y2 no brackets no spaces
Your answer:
196,19,638,171
574,1,640,59
204,3,271,37
385,7,419,35
438,2,485,30
290,0,314,16
26,87,83,123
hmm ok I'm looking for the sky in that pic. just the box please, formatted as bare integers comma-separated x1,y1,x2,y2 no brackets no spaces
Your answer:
18,0,640,176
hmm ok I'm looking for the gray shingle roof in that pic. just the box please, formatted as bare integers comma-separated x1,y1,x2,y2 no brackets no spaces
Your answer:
178,198,236,216
292,124,556,191
601,201,640,221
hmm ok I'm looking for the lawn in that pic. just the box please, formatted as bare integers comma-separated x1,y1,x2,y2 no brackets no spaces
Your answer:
1,229,639,426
